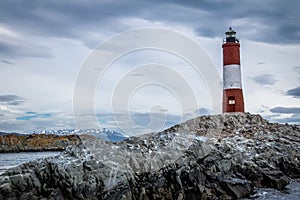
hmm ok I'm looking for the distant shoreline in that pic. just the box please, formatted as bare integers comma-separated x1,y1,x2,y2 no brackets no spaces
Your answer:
0,148,65,153
0,133,83,153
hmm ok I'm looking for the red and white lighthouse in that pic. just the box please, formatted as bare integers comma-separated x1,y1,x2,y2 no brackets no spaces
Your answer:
222,27,245,113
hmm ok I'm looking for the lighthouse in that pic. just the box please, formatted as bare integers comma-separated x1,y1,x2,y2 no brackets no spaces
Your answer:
222,27,245,113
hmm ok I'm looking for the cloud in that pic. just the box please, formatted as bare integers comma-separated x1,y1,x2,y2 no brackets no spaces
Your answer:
270,106,300,114
270,114,300,124
0,95,25,105
268,107,300,124
16,112,52,121
0,0,299,49
1,59,14,65
249,74,278,86
294,66,300,71
0,1,144,42
191,1,300,44
0,36,53,59
0,110,76,133
286,86,300,98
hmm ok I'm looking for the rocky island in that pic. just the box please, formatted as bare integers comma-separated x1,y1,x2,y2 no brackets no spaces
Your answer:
0,113,299,199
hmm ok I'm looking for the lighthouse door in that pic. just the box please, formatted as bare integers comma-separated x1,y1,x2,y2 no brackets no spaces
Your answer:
228,96,236,112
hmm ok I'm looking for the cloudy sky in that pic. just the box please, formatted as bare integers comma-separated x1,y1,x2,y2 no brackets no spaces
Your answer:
0,0,299,134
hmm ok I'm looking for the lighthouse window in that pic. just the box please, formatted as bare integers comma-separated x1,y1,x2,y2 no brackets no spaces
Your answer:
226,33,235,38
228,96,235,104
229,100,235,104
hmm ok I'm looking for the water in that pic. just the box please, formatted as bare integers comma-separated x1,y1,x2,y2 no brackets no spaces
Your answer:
247,180,300,200
0,151,60,174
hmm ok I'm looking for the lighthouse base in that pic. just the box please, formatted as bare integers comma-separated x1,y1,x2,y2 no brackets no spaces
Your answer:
223,89,244,113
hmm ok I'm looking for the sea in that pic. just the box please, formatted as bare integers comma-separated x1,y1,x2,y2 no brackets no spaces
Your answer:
0,151,60,175
0,152,299,199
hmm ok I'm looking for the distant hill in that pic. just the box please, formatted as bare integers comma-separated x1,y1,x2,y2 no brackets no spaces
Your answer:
0,132,21,136
0,128,127,153
0,134,81,153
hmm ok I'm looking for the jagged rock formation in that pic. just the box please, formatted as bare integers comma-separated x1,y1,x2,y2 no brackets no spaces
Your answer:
0,134,84,153
0,113,299,199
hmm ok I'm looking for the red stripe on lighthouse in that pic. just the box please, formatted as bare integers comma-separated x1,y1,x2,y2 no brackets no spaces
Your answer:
222,43,240,65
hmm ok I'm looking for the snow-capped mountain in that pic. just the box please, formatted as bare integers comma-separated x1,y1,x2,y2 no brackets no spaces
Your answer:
28,128,127,142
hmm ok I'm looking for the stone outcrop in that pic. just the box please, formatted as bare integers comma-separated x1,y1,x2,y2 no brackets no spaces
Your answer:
0,134,85,153
0,113,299,199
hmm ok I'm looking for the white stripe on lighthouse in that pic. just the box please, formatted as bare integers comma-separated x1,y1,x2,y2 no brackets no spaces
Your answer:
223,64,242,89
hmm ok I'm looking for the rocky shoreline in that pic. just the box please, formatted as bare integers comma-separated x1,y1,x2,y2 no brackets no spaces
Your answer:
0,113,299,199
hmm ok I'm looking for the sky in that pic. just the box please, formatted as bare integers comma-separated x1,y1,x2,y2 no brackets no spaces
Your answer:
0,0,299,134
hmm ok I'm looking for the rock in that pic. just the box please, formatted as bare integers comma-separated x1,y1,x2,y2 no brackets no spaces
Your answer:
221,178,251,199
0,113,299,199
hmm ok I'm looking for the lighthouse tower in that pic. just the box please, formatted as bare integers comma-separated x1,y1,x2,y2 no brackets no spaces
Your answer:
222,27,245,113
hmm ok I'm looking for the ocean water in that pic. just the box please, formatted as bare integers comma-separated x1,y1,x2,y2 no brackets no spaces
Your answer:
0,151,60,174
0,152,299,199
245,179,300,200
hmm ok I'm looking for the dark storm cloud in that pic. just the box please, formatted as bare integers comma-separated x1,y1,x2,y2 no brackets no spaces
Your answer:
287,86,300,98
249,74,277,86
186,1,300,44
0,95,25,105
0,0,155,52
0,0,143,38
0,0,299,52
